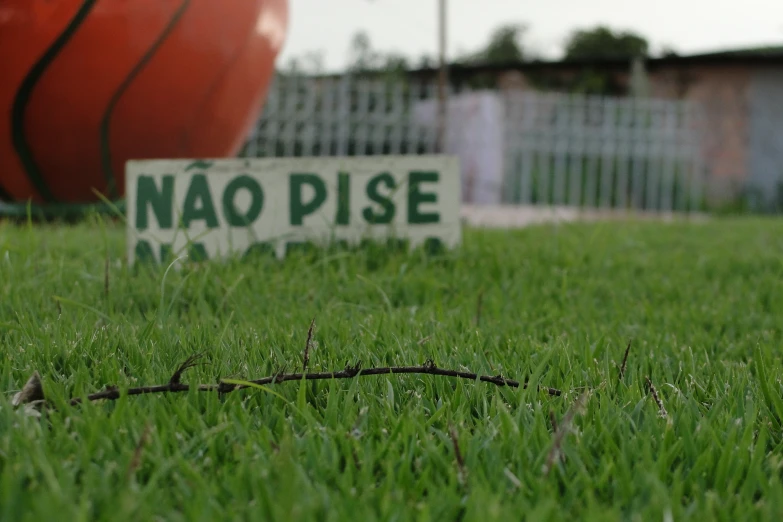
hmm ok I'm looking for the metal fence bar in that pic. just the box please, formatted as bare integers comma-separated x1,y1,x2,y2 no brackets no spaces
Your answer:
320,79,332,156
644,100,664,211
245,72,710,214
300,78,317,157
658,101,677,213
629,98,647,210
517,93,535,205
566,95,586,208
598,98,617,209
615,99,634,210
583,96,602,208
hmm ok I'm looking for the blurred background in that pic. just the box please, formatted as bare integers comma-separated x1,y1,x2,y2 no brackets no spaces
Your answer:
242,0,783,217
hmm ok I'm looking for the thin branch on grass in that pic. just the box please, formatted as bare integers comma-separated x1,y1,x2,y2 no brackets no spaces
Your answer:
645,376,668,418
13,356,562,408
169,353,207,385
542,391,590,476
619,340,632,381
303,318,316,372
548,409,558,433
12,372,45,408
126,423,151,479
11,372,47,418
449,424,467,486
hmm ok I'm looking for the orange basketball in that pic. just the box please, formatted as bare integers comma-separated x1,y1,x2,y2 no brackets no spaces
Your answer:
0,0,287,208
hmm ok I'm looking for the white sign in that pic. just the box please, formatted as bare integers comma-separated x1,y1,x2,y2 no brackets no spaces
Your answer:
125,156,462,265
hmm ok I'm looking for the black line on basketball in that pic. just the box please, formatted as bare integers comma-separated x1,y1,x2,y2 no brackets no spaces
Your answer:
99,0,191,200
10,0,100,204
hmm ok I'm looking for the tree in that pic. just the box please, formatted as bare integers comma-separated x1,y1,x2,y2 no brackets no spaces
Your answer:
563,26,649,61
459,23,527,65
480,23,527,63
281,50,325,76
381,54,410,74
348,31,382,73
659,46,679,58
417,54,435,69
345,31,410,81
540,25,652,96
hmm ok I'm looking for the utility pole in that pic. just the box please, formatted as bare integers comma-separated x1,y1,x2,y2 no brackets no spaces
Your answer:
436,0,448,153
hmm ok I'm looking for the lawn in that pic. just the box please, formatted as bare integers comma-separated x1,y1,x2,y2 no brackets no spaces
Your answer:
1,216,783,521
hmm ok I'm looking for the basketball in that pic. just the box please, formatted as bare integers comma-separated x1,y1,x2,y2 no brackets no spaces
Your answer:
0,0,288,207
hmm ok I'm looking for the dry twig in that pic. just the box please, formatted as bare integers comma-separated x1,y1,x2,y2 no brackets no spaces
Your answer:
619,340,632,381
11,357,562,409
169,353,207,385
449,424,467,486
543,391,590,476
303,318,316,372
12,372,45,407
645,376,668,418
126,423,151,479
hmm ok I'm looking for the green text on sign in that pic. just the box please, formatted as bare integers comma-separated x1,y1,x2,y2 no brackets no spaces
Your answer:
125,156,461,264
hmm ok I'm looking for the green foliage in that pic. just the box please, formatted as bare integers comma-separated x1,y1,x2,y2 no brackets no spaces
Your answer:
526,67,628,96
3,218,783,520
345,31,411,84
453,23,528,90
458,24,527,65
564,26,649,61
348,31,381,73
542,26,652,96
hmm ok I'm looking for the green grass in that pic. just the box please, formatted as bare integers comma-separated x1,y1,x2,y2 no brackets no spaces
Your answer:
2,216,783,521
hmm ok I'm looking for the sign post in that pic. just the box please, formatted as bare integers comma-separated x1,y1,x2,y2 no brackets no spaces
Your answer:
125,156,462,265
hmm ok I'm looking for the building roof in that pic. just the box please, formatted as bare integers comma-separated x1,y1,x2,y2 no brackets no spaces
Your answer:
306,44,783,82
685,45,783,59
416,45,783,78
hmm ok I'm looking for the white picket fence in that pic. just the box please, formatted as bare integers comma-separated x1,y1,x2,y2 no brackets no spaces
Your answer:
242,74,708,213
502,90,706,212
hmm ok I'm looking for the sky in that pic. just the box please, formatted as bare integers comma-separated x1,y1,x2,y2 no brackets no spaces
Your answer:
276,0,782,73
